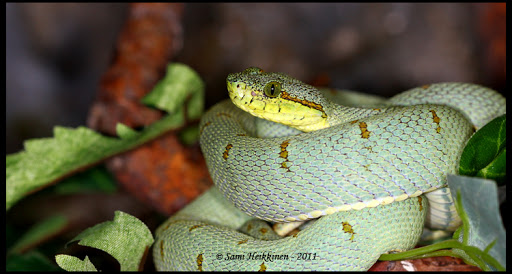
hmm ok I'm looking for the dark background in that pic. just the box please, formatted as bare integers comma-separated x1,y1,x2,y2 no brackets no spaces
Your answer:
6,3,506,155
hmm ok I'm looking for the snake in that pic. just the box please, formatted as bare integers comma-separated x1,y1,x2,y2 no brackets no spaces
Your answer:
153,67,506,271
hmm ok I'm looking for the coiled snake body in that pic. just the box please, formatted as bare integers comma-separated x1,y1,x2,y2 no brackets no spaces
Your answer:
153,68,505,271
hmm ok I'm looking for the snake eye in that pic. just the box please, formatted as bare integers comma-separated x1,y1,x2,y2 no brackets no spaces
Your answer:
264,81,281,98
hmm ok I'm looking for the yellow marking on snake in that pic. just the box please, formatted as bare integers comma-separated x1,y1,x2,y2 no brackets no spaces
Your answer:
197,254,203,271
216,112,232,118
259,262,267,272
160,222,171,232
418,196,423,211
279,140,291,170
238,239,248,245
159,240,164,258
199,121,211,136
189,224,206,232
359,122,371,138
280,91,327,119
223,144,233,160
342,222,356,241
430,110,441,133
279,140,289,158
259,228,268,234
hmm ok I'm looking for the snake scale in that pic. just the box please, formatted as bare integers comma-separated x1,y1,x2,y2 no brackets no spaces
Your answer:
153,67,506,271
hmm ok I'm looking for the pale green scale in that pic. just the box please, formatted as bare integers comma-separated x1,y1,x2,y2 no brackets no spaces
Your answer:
154,67,506,270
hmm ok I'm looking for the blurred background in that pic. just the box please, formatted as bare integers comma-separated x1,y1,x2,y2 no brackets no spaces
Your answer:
6,3,506,154
5,4,506,270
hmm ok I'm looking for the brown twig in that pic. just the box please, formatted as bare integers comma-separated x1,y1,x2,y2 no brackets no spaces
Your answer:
87,3,212,215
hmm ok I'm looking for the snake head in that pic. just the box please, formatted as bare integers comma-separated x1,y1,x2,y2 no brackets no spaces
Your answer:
227,67,329,132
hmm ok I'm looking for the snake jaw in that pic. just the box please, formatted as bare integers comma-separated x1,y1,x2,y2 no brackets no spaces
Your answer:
227,80,246,99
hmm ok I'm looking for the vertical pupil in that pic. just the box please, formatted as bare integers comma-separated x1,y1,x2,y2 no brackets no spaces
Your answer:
271,84,275,95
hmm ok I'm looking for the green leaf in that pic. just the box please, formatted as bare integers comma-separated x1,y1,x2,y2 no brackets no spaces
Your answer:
116,123,140,140
6,250,63,271
476,148,506,182
55,255,98,271
447,175,506,270
53,166,117,195
178,125,201,145
9,215,68,254
378,175,506,271
6,63,205,211
459,115,506,184
6,125,151,210
142,63,205,120
57,211,154,271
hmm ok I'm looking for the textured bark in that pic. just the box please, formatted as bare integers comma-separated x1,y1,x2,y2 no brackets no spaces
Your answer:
87,3,211,215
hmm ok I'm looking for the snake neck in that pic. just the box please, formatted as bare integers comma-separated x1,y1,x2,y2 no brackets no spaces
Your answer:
324,101,384,127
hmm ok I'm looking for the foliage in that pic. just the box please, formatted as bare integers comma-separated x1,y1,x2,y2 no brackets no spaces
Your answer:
5,63,204,271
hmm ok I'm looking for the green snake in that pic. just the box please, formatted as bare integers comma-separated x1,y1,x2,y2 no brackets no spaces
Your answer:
153,67,506,271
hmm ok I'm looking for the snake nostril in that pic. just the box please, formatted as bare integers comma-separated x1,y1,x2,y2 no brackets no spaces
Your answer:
237,84,240,88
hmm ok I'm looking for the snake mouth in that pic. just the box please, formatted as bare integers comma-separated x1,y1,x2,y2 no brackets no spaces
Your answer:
227,80,247,99
227,81,328,131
